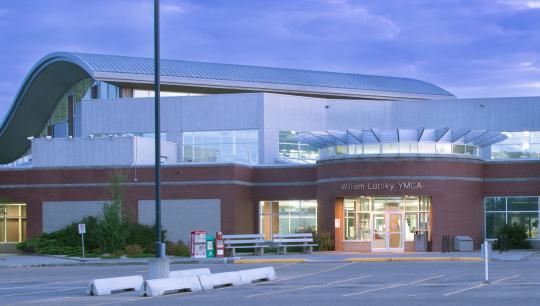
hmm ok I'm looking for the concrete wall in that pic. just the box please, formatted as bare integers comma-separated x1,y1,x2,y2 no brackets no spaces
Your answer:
133,137,177,164
138,199,221,244
32,136,177,167
81,93,262,162
42,201,105,233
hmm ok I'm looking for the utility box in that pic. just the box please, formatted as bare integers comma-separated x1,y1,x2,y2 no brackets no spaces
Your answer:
414,231,428,252
454,236,473,252
206,235,215,258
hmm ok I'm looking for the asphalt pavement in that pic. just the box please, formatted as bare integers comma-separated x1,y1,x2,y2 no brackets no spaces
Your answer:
0,253,539,305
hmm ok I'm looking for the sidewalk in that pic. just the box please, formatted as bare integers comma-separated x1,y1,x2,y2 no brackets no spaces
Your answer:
1,250,537,268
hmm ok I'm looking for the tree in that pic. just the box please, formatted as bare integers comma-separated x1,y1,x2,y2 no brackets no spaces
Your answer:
96,171,129,253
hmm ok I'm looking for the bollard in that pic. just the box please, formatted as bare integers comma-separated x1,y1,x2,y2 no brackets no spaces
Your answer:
484,240,489,283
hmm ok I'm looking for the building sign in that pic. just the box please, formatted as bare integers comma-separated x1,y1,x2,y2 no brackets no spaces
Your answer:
334,218,341,228
340,181,422,192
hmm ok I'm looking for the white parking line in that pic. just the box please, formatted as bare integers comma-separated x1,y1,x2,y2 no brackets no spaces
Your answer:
343,274,445,297
444,274,519,296
246,275,371,298
409,274,445,284
0,280,88,291
271,262,354,283
274,262,298,270
0,286,87,298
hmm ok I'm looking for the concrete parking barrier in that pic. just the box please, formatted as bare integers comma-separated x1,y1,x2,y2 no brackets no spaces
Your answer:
198,271,243,290
87,275,144,296
142,276,203,297
238,267,277,285
169,268,211,278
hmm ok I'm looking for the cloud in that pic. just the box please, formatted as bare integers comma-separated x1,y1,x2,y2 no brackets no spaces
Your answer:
498,0,540,9
1,0,540,120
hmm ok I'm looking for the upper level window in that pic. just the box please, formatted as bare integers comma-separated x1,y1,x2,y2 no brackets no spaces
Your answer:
319,143,478,159
183,130,258,165
278,131,319,163
491,131,540,159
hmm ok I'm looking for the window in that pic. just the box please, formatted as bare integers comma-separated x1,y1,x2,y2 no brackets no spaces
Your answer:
485,197,539,239
278,131,319,163
491,131,540,159
0,203,27,243
183,130,258,164
259,200,317,239
319,142,478,158
344,196,431,242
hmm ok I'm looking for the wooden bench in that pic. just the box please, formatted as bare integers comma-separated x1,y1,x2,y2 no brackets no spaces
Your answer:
222,234,268,257
273,233,317,255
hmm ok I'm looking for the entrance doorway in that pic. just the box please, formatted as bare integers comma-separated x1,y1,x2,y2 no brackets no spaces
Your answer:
340,196,431,252
372,212,403,252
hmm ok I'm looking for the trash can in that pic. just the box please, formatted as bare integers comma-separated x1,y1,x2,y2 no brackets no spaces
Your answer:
454,236,473,252
414,231,428,252
206,235,215,258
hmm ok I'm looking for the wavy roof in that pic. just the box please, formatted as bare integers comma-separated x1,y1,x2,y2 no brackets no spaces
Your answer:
0,52,454,163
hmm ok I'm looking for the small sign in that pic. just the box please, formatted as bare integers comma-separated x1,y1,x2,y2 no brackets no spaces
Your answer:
334,218,341,228
78,224,86,235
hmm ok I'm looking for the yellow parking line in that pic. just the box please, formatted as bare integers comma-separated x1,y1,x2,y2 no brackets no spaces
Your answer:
234,259,306,264
345,257,481,262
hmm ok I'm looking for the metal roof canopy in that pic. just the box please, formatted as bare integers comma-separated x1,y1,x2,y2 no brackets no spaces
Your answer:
297,128,507,148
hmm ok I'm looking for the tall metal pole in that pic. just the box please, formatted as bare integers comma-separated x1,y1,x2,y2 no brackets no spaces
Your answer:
154,0,162,258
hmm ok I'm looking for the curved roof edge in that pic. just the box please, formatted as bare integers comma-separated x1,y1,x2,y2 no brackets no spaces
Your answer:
0,53,93,163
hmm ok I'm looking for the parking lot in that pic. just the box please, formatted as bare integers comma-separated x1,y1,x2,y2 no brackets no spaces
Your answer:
1,255,539,306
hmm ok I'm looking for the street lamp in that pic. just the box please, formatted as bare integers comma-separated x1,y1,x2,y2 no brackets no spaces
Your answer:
148,0,169,279
154,0,163,259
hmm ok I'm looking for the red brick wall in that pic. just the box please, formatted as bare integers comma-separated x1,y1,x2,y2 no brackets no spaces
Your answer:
0,157,538,251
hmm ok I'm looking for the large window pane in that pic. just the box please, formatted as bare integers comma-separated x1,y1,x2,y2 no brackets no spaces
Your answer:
486,212,506,239
406,197,419,211
491,131,540,159
358,213,370,240
0,219,4,243
405,213,418,241
278,131,319,162
485,197,506,211
507,197,538,211
6,205,19,218
183,129,258,164
508,212,539,239
6,219,19,242
344,207,356,240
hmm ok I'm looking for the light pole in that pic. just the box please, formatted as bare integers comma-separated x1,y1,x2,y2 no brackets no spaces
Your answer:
154,0,163,259
148,0,169,279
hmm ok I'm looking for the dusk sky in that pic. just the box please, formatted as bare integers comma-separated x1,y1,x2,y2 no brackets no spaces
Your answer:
1,0,540,120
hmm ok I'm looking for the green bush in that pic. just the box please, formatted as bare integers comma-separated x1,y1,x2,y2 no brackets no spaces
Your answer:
314,232,334,251
493,224,531,249
166,240,190,257
17,173,169,256
125,244,143,256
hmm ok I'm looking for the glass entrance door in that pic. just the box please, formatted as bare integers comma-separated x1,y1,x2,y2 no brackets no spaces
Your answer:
372,212,403,252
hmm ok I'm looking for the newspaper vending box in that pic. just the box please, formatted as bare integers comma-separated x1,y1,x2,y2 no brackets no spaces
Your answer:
190,230,207,258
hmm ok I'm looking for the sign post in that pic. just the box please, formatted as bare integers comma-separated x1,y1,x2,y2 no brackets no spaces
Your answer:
78,223,86,258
